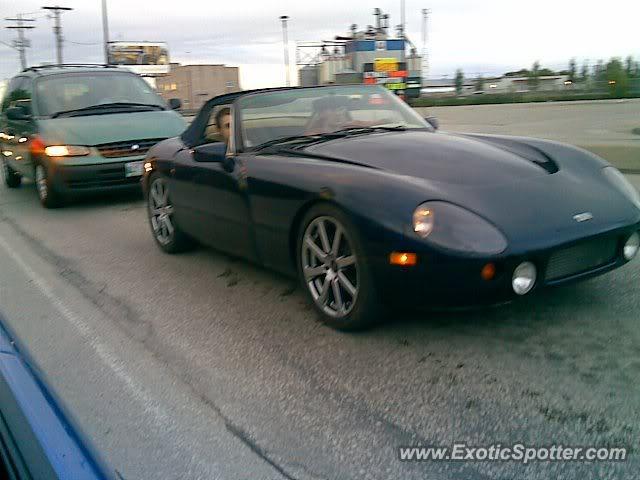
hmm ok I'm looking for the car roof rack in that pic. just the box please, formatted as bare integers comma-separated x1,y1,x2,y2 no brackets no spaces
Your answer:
22,64,119,73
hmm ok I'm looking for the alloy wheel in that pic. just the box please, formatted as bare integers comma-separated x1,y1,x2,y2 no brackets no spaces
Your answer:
149,178,175,245
301,216,359,318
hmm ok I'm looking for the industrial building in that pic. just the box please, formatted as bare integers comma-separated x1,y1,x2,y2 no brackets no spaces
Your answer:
297,8,423,99
156,63,241,110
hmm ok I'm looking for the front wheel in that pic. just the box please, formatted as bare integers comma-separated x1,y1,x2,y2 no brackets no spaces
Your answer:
297,204,382,331
35,163,63,208
147,174,195,253
2,159,21,188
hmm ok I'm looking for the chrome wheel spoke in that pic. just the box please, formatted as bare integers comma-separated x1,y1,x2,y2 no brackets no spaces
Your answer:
317,220,331,253
161,184,169,205
305,235,328,262
331,226,342,256
336,255,355,269
304,265,326,280
163,216,174,235
337,271,357,297
151,187,162,206
331,277,343,313
318,275,331,305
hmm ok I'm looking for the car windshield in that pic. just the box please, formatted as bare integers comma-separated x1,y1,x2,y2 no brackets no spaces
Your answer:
35,72,166,117
237,85,430,149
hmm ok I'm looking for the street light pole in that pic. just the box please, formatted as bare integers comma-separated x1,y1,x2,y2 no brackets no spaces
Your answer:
101,0,110,64
279,15,290,87
421,8,431,83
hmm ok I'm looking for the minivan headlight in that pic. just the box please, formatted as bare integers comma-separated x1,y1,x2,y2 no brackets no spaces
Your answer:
44,145,90,157
603,166,640,209
412,201,508,255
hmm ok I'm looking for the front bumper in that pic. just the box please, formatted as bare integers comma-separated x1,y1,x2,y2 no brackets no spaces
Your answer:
45,156,145,195
372,224,640,307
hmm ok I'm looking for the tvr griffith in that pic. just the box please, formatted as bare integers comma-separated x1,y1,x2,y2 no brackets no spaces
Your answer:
142,84,640,330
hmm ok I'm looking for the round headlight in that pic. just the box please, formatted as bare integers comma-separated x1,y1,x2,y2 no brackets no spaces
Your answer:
512,261,537,295
623,232,640,261
412,201,508,255
413,205,435,237
603,166,640,209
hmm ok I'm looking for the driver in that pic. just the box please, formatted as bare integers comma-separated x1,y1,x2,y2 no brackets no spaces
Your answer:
304,97,352,135
215,107,232,144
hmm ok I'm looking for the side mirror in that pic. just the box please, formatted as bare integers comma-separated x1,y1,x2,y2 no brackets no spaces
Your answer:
425,116,439,130
168,98,182,110
5,106,31,121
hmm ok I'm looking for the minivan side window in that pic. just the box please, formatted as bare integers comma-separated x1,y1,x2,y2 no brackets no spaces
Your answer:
1,77,23,112
1,76,31,113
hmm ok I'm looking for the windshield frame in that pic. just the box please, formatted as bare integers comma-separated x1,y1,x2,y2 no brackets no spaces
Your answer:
33,71,167,119
235,85,431,153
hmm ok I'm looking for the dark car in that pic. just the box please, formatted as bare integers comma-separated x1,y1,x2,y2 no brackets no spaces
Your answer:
141,84,640,330
0,65,186,208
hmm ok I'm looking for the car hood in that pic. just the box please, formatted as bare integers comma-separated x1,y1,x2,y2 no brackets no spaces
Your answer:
300,131,639,251
303,130,554,186
37,110,187,146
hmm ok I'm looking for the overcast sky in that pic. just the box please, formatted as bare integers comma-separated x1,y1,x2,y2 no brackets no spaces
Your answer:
2,0,639,88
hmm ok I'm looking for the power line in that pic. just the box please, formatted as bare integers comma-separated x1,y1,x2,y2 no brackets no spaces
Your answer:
66,39,101,46
42,5,73,64
5,14,36,70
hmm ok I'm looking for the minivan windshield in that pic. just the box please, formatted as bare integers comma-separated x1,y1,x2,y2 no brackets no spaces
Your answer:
35,72,166,117
237,85,430,149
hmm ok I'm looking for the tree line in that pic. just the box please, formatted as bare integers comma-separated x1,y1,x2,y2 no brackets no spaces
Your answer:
454,56,640,97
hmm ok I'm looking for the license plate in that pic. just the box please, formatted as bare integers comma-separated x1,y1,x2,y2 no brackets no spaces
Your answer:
125,161,144,177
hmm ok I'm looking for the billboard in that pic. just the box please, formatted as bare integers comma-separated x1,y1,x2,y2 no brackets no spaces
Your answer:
363,58,408,96
107,42,170,76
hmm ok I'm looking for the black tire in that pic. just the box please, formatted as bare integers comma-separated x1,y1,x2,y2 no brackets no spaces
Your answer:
2,159,21,188
297,203,382,331
147,173,195,253
34,163,64,208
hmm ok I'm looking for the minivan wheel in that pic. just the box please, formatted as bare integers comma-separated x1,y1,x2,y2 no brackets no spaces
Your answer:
35,163,63,208
2,159,21,188
297,204,382,331
147,174,195,253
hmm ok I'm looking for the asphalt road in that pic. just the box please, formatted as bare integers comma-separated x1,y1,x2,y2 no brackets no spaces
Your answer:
1,179,639,479
416,99,640,171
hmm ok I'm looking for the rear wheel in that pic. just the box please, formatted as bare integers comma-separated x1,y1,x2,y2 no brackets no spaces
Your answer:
2,159,21,188
297,204,382,331
147,174,195,253
35,163,63,208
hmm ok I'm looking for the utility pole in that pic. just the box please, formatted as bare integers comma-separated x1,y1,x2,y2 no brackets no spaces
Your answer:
42,5,73,65
279,15,291,87
101,0,110,64
421,8,431,84
5,14,36,70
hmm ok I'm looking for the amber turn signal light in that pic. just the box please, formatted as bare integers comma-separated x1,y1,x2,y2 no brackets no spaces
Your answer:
389,252,417,266
481,262,496,281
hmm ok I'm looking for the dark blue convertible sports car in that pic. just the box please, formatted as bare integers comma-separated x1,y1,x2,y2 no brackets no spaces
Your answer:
142,85,640,330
